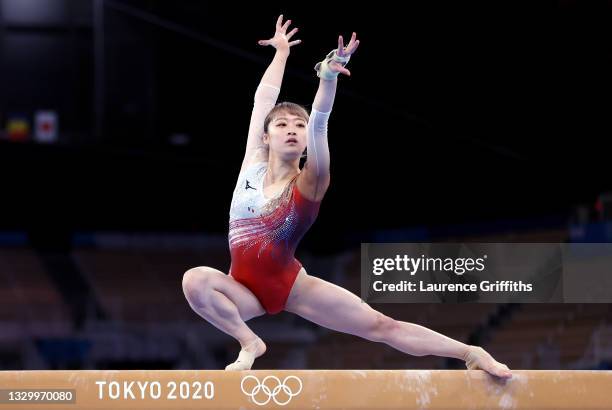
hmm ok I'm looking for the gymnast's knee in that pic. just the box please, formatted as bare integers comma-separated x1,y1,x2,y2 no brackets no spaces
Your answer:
182,266,217,307
367,313,398,343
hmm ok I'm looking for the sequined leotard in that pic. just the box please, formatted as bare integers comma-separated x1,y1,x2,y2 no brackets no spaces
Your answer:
227,81,329,314
228,163,320,314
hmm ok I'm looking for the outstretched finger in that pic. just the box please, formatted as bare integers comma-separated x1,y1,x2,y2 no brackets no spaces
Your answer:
346,39,360,55
337,35,345,56
346,32,357,48
257,39,270,46
346,33,359,52
281,19,292,33
286,27,299,40
288,39,302,47
276,15,283,30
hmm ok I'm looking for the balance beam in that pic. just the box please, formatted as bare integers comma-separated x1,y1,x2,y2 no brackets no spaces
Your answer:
0,370,610,409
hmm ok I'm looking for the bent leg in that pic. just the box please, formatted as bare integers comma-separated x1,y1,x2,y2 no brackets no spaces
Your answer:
182,266,267,368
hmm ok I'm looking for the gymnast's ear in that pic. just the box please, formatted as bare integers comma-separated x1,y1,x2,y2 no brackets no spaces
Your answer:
262,133,270,145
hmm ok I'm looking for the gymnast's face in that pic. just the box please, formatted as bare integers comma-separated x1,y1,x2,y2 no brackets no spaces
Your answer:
264,112,307,160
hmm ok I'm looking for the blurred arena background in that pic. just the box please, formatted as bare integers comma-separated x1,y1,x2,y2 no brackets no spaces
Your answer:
0,0,611,371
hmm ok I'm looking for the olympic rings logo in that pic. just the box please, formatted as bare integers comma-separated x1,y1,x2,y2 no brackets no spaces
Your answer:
240,375,303,406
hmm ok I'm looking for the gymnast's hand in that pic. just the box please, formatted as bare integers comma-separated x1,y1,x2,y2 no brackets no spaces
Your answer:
327,32,360,77
464,345,512,378
257,15,301,54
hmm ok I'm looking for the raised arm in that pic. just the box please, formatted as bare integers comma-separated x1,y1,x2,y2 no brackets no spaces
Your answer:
241,15,301,173
298,33,360,201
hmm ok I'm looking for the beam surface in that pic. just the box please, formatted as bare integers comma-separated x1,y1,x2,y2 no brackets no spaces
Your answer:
0,370,610,409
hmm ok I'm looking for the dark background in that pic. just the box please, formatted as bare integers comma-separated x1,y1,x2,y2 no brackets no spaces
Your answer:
1,0,610,252
0,0,611,372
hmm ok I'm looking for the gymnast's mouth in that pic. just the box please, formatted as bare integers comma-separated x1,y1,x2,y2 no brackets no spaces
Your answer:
286,138,298,144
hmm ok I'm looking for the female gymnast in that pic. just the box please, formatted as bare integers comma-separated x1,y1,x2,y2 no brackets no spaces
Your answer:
182,15,512,378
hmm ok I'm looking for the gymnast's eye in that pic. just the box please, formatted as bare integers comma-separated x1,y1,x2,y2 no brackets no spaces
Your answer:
297,123,305,128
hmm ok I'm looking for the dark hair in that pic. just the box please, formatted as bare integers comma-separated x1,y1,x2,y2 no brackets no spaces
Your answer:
263,102,310,134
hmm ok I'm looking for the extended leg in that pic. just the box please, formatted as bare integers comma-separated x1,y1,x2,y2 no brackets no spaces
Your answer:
285,269,511,377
